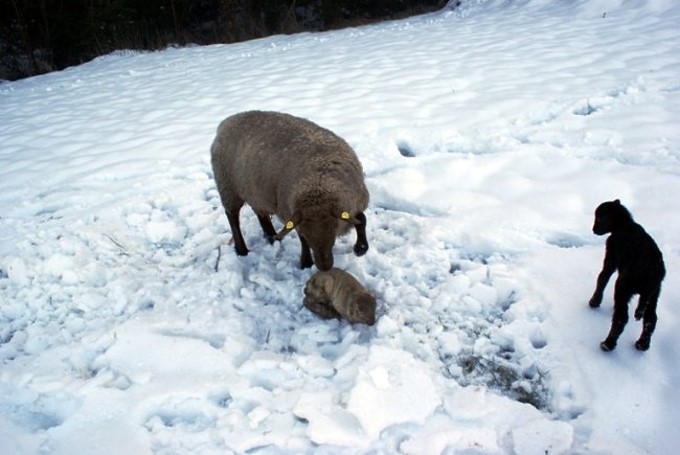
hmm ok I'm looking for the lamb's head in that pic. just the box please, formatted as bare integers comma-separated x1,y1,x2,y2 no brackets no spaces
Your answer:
344,291,376,325
592,199,633,235
276,205,362,271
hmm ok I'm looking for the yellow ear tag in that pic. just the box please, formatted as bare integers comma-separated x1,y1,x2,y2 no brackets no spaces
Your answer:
285,221,295,229
341,212,350,220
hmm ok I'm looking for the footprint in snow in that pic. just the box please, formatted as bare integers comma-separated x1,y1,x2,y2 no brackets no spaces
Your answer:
142,398,216,433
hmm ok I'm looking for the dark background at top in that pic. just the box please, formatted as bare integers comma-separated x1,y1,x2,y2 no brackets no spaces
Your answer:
1,0,450,81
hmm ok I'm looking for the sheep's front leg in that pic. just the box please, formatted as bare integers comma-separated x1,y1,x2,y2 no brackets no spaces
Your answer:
256,213,277,244
226,205,248,256
353,212,369,256
299,236,314,269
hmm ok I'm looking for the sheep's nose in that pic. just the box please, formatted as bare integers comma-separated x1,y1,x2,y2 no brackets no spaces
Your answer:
314,252,333,271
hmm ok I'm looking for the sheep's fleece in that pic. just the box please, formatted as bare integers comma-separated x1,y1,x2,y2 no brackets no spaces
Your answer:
210,110,370,270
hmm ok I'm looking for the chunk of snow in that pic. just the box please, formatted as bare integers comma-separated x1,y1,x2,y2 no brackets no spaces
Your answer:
347,346,441,438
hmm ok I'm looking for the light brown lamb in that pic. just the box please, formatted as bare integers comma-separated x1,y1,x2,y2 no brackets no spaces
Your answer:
210,110,369,271
304,268,376,325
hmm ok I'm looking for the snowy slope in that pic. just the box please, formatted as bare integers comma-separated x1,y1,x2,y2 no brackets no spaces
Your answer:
1,0,680,453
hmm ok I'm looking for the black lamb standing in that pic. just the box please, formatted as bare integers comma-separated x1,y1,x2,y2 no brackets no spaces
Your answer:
588,199,666,351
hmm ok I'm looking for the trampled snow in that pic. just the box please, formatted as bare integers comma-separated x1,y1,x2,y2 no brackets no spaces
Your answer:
1,0,679,453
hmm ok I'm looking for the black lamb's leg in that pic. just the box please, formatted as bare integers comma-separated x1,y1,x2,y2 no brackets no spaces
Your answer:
601,278,633,351
633,295,647,321
635,287,660,351
353,212,369,256
589,253,615,308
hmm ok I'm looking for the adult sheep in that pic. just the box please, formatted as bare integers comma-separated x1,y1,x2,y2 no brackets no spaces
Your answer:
210,110,369,271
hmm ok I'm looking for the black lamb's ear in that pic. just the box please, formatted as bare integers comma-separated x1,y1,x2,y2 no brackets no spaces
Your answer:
614,199,621,205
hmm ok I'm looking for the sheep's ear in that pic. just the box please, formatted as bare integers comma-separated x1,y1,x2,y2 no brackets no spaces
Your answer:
275,214,302,240
614,199,621,205
338,211,361,225
275,221,295,240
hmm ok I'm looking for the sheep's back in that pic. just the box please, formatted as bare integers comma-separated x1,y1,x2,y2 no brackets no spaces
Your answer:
213,111,367,218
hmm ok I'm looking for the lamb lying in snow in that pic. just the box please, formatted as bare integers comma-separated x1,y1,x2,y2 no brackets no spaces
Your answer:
303,268,376,325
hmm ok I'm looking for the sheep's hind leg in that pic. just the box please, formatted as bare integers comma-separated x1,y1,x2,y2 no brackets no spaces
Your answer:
226,205,248,256
353,212,369,256
256,213,277,244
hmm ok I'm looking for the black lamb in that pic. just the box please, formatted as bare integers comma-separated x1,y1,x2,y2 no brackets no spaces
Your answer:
588,199,666,351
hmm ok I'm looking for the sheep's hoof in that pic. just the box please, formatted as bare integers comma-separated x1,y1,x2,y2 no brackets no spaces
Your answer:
235,247,249,256
353,242,369,256
600,340,616,352
588,297,601,308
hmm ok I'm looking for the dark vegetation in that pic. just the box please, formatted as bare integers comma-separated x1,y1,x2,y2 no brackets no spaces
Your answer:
1,0,447,81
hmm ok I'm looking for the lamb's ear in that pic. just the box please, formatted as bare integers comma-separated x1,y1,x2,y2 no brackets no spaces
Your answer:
338,210,361,225
275,213,302,240
614,199,621,205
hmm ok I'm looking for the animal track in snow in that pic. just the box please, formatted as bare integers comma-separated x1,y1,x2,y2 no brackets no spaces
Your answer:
157,328,226,349
0,386,82,432
142,397,217,437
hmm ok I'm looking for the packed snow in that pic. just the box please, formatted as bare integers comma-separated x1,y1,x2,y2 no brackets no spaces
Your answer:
1,0,680,453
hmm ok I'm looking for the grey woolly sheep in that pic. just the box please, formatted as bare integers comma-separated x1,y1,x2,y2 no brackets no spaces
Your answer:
304,268,376,325
210,110,369,271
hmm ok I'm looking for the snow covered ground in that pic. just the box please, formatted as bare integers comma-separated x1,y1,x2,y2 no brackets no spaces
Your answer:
1,0,679,453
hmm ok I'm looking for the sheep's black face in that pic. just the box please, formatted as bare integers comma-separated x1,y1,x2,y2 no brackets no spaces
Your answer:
299,210,339,272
